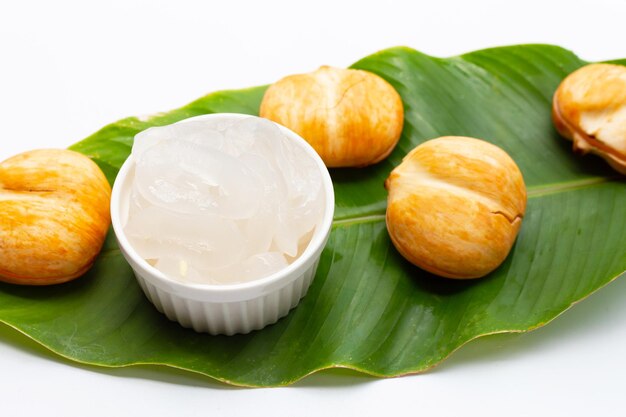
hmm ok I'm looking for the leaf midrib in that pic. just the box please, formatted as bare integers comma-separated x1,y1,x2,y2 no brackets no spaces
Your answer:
332,176,622,228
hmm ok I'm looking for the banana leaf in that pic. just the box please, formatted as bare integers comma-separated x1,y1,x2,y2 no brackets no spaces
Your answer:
0,44,624,387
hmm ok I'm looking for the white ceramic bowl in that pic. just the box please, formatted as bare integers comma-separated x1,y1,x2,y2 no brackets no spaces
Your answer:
110,113,335,335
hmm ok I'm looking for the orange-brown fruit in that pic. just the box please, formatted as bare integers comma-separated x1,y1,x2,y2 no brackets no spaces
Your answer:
260,66,404,167
552,63,626,174
385,137,527,279
0,149,111,285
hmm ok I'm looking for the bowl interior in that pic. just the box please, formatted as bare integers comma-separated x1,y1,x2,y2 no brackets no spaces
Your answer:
110,113,335,299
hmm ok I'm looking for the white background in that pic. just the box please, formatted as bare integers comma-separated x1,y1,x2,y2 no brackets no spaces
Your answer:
1,0,625,415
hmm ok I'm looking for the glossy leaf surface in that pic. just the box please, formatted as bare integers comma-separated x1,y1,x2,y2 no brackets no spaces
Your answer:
0,45,624,386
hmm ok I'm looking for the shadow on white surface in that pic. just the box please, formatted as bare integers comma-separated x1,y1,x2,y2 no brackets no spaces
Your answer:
0,272,624,389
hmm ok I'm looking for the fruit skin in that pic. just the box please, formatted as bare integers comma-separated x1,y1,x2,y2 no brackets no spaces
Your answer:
0,149,111,285
260,66,404,168
552,63,626,174
385,137,527,279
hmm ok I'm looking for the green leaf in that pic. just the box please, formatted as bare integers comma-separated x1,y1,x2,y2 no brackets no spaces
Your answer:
1,44,624,387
